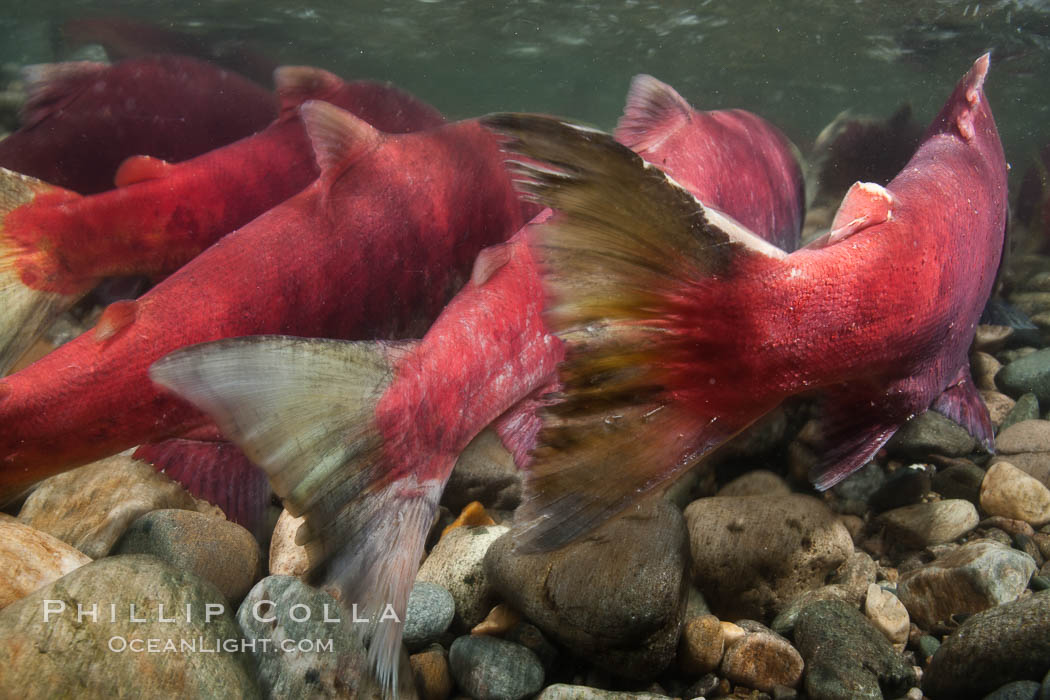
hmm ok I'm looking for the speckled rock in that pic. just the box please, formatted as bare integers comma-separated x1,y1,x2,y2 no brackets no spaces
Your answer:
1000,394,1041,433
403,581,455,649
897,539,1036,629
923,591,1050,699
720,627,804,691
237,575,415,699
795,599,916,700
535,686,673,700
113,509,261,603
982,390,1018,428
886,411,978,459
997,348,1050,402
716,470,791,498
684,494,853,621
443,428,522,511
485,498,688,679
411,645,453,700
831,551,878,600
981,461,1050,526
864,584,909,649
448,635,544,700
0,519,91,609
997,420,1050,454
0,555,256,698
875,499,979,549
17,454,207,558
678,614,724,675
268,509,313,578
417,524,508,628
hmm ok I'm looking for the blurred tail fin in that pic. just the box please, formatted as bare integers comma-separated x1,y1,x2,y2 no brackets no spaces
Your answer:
151,335,440,696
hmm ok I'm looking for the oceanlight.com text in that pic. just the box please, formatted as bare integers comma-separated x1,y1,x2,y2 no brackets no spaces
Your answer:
107,636,335,654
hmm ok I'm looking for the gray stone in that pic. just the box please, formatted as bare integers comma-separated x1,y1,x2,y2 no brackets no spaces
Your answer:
1000,394,1042,433
17,454,206,558
897,540,1036,629
876,499,979,549
831,461,887,504
716,469,791,498
932,461,986,505
443,428,522,512
403,581,455,649
869,464,933,512
237,575,416,699
0,555,256,698
831,551,878,600
448,635,544,700
684,494,853,621
997,348,1050,402
113,509,262,603
923,591,1050,699
794,599,916,700
770,584,857,637
535,686,673,700
485,498,688,680
417,524,508,628
982,681,1042,700
887,411,978,459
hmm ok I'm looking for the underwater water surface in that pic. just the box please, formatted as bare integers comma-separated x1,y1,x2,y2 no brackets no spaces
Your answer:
1,0,1048,181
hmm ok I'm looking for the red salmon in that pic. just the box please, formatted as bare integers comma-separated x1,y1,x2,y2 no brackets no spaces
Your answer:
0,66,444,373
149,75,805,694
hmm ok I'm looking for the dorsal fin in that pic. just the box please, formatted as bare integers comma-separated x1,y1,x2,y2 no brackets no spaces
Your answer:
299,100,383,176
94,299,138,342
274,65,344,117
614,74,693,152
825,181,894,245
19,61,109,129
113,155,174,187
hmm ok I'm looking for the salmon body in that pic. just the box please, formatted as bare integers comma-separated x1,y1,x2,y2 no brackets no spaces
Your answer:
148,75,805,695
476,54,1005,551
0,55,277,194
0,67,444,373
0,104,527,497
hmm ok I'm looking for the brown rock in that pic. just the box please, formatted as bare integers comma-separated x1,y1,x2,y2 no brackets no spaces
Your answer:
980,390,1016,428
18,455,204,558
268,509,312,577
996,419,1050,454
876,499,979,548
973,325,1013,354
980,461,1050,526
971,352,1002,391
0,520,91,608
411,646,453,700
471,603,521,636
864,583,909,650
720,629,804,691
716,470,791,498
684,494,853,621
678,614,724,675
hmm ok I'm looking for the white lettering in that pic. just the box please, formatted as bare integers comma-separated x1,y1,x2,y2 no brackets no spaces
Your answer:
76,603,98,623
252,600,276,624
205,603,225,623
108,636,127,652
43,600,66,622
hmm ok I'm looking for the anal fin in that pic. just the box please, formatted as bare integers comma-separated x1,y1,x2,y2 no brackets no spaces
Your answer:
930,365,994,451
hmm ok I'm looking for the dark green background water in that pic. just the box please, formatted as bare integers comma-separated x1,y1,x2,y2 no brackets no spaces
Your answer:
2,0,1048,186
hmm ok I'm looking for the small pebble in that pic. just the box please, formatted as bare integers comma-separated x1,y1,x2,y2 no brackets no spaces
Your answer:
448,635,544,700
471,603,521,636
864,583,910,649
678,614,724,675
876,499,979,549
268,509,312,577
443,501,496,537
980,461,1050,526
411,645,454,700
404,581,456,649
720,628,804,691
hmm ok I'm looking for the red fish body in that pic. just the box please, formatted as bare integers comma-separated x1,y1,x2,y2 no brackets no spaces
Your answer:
149,75,805,694
0,67,444,373
0,55,278,195
476,54,1005,551
0,103,527,497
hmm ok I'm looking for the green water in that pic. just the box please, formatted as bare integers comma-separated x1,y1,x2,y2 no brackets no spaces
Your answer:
2,0,1048,182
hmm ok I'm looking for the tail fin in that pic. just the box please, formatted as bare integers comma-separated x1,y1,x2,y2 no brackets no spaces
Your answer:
0,168,83,374
149,336,440,695
482,114,784,552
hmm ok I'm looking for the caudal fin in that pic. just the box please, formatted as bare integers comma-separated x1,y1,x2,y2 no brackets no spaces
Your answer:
482,113,785,552
0,167,83,374
150,336,441,696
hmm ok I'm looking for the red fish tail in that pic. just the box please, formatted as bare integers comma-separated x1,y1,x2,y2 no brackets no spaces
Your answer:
0,167,86,373
482,113,787,551
150,335,440,696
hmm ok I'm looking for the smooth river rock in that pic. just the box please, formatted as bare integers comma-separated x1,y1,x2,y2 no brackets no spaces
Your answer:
0,519,91,609
0,554,256,698
485,497,688,679
684,494,853,620
417,524,508,629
